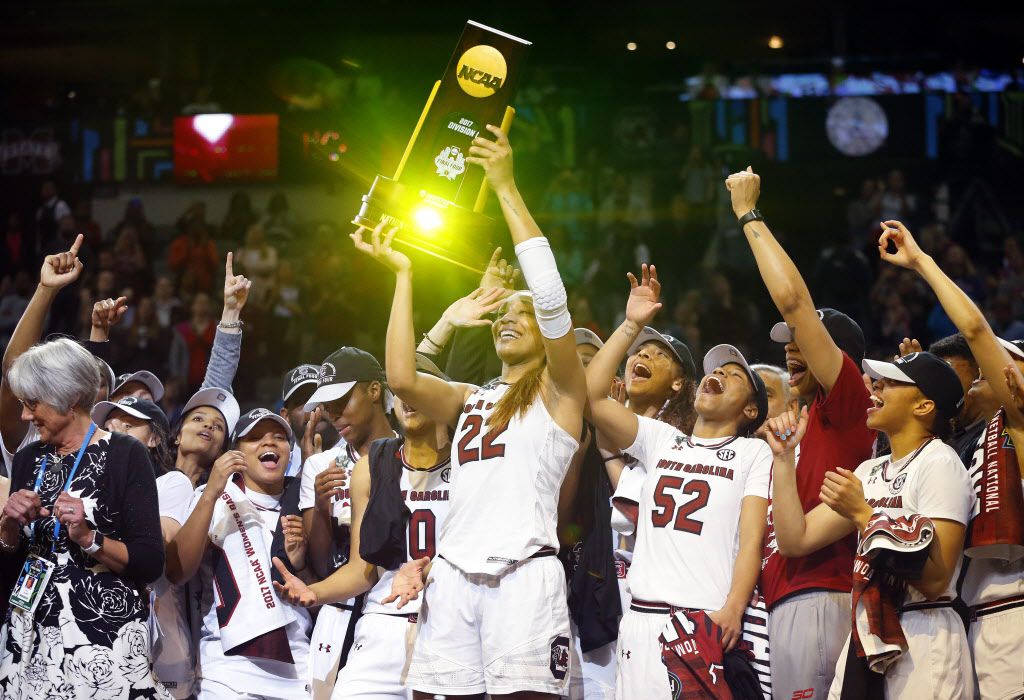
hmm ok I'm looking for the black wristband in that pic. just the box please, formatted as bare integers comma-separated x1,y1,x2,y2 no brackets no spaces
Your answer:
737,208,764,228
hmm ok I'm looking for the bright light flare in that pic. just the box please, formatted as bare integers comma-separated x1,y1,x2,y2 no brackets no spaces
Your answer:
412,205,443,233
768,35,784,49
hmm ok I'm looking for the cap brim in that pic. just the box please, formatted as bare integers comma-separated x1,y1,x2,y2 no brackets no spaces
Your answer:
628,327,683,366
283,378,319,403
769,321,792,344
112,371,165,402
862,358,915,383
303,381,357,412
998,338,1024,361
90,400,150,426
235,413,294,442
574,328,604,349
182,388,241,433
703,344,753,376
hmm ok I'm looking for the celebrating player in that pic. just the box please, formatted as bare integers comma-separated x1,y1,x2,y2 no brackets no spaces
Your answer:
364,124,586,699
875,220,1024,699
726,166,875,699
272,354,453,699
585,263,771,699
766,350,974,699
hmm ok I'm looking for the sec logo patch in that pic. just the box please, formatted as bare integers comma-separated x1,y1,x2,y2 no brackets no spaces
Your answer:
717,448,736,461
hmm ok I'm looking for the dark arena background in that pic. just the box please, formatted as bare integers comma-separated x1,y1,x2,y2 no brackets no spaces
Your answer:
1,0,1022,409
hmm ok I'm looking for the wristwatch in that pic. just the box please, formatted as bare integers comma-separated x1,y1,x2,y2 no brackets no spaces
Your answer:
737,208,765,228
83,531,105,555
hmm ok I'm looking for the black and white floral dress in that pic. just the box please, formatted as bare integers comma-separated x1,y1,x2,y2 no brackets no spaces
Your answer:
0,431,169,700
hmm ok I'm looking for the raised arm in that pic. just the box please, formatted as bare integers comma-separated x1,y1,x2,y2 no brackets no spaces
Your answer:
585,265,667,450
200,253,251,392
165,450,246,585
469,125,586,430
878,220,1024,427
1,235,84,452
763,408,857,557
274,454,378,606
352,224,475,428
726,168,844,392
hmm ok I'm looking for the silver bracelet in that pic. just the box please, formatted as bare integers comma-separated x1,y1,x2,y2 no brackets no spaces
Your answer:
218,320,244,330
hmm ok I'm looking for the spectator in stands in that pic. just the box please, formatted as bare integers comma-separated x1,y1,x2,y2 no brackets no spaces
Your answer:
153,275,183,329
168,218,219,292
220,191,255,245
997,236,1024,319
2,213,28,280
34,180,71,259
170,292,216,393
236,221,278,309
846,178,879,247
113,196,156,249
0,271,32,346
116,296,172,376
73,199,102,250
112,225,150,294
698,272,759,355
264,192,299,250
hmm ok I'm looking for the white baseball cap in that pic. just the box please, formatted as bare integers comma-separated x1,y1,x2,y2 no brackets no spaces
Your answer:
112,370,165,402
181,387,241,433
574,328,604,349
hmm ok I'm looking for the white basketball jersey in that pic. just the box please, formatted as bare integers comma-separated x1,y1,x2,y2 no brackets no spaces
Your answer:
438,381,579,575
854,438,975,604
625,416,772,611
364,448,452,615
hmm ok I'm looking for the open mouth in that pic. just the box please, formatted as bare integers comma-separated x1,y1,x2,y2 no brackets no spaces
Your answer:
259,451,281,469
631,362,652,381
702,375,724,395
402,404,417,417
498,328,521,341
786,359,807,387
197,430,212,442
867,394,884,415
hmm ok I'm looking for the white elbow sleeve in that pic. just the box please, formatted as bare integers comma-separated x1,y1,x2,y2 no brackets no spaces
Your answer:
514,237,571,339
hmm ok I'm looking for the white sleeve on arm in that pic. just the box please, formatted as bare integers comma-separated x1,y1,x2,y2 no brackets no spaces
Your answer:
514,237,571,339
157,471,196,525
744,440,773,499
298,451,331,511
624,415,679,469
915,447,975,525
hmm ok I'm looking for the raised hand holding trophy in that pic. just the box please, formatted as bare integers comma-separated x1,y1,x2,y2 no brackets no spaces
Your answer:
353,20,530,273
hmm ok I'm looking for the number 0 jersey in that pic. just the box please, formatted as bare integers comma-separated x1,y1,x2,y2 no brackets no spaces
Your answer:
625,416,772,611
438,380,579,575
363,444,452,615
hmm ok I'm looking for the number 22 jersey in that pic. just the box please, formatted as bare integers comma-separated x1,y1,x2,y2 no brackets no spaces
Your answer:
438,380,579,576
625,416,772,611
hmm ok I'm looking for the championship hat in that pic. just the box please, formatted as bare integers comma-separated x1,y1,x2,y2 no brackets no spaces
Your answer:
305,347,388,411
91,396,170,435
628,326,697,380
770,308,866,364
702,344,770,434
181,387,241,433
281,364,320,404
232,407,294,445
574,328,604,349
862,351,964,419
111,370,165,402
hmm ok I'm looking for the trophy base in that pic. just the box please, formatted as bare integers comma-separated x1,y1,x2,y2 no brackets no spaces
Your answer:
353,175,495,274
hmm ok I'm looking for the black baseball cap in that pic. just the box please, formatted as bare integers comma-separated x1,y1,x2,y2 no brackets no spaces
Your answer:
233,407,294,445
112,370,165,402
702,344,770,434
91,396,170,436
863,351,964,419
627,326,697,381
304,347,387,411
281,364,320,404
770,308,866,364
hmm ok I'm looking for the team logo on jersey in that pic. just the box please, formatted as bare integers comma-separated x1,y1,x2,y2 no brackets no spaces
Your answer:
615,560,628,579
441,467,451,483
667,671,682,699
673,435,686,449
716,448,736,461
434,146,466,181
549,635,570,680
890,472,907,494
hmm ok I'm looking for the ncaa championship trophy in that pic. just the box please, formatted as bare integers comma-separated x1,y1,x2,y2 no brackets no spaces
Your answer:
353,20,530,272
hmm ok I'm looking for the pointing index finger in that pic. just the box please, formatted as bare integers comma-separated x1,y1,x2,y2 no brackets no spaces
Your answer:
68,234,84,256
225,252,234,278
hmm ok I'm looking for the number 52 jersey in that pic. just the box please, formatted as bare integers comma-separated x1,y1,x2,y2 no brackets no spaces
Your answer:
438,380,579,576
625,416,772,611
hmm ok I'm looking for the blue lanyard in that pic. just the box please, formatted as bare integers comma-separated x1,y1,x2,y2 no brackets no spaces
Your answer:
31,423,97,550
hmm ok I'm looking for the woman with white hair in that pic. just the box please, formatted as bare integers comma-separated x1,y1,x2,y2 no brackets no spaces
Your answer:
0,337,167,699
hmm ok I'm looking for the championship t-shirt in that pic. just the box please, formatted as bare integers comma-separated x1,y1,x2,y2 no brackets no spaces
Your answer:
761,352,875,609
625,416,772,611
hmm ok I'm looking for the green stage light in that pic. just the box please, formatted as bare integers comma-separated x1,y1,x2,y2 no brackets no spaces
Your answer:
413,205,444,233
